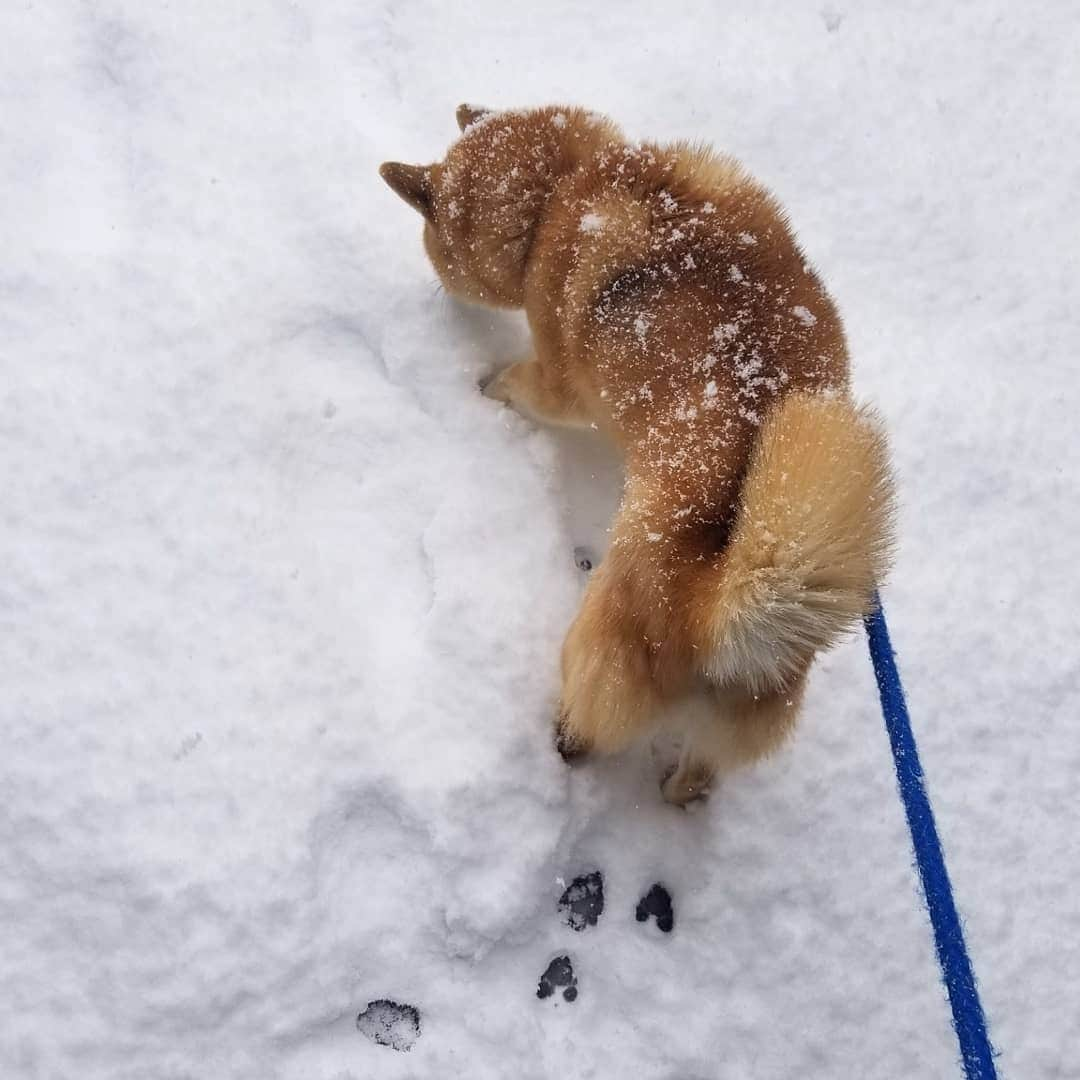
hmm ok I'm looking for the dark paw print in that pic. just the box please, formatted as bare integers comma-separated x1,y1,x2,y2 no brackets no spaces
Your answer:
573,546,595,572
356,999,421,1052
559,871,604,931
536,873,671,1002
537,955,578,1002
635,883,674,933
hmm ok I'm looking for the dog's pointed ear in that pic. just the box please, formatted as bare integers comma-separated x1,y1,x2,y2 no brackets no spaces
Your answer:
379,162,434,222
456,103,491,132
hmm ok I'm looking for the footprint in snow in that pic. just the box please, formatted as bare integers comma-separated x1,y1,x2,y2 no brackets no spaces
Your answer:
356,999,421,1052
538,873,673,1003
535,871,602,1005
537,955,578,1002
558,870,604,931
635,883,675,933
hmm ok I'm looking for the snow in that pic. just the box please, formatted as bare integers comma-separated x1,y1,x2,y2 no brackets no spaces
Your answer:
2,2,1078,1079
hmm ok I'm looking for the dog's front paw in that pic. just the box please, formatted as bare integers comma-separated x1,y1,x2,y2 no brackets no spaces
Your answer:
480,368,514,406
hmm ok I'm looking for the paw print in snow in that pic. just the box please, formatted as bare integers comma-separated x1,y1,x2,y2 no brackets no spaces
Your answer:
635,883,675,933
558,871,604,931
356,999,421,1052
537,955,578,1003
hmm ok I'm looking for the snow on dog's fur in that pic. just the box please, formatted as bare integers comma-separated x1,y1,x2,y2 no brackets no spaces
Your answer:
381,105,896,805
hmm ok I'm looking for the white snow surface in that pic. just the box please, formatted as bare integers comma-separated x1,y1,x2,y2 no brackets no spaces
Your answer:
3,3,1078,1078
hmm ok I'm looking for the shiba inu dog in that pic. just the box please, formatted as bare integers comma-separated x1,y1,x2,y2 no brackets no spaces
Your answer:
380,105,896,805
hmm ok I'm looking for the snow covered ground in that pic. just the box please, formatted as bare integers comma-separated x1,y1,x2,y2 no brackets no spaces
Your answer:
3,2,1078,1077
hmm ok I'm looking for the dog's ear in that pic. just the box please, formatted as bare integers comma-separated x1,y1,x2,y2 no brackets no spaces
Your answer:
379,162,434,222
456,103,491,132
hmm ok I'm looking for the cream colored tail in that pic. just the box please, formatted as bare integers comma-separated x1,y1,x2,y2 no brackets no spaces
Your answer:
696,392,897,695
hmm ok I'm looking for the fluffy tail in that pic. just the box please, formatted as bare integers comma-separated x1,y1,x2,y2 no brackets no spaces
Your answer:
694,392,897,695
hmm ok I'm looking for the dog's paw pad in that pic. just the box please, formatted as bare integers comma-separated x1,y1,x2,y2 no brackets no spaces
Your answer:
559,871,604,931
573,546,595,572
356,999,421,1051
537,955,578,1002
635,883,674,933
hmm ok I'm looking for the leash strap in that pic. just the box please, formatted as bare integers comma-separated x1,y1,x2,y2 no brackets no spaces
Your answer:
865,601,999,1079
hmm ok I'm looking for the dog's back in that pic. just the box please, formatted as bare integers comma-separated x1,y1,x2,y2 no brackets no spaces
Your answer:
529,133,851,530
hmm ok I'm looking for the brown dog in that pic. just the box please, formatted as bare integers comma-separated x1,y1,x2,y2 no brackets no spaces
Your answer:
381,105,896,804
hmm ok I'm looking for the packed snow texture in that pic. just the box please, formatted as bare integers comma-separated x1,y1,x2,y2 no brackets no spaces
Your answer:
3,3,1078,1078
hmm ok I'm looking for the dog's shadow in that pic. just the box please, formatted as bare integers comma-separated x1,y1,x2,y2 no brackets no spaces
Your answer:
549,426,623,571
448,303,532,381
448,304,625,569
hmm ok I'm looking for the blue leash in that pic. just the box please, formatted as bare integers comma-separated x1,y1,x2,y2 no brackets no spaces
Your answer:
864,601,998,1079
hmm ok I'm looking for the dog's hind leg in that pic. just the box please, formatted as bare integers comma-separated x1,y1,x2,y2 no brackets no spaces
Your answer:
556,558,659,760
660,675,807,806
660,692,726,805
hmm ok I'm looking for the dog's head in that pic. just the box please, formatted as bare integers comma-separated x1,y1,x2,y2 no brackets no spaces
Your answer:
380,105,618,307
